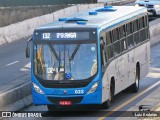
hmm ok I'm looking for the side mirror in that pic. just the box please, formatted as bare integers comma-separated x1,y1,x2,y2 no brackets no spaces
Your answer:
26,46,30,58
25,37,32,58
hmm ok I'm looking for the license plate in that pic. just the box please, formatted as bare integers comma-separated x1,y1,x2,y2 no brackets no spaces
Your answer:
59,101,72,106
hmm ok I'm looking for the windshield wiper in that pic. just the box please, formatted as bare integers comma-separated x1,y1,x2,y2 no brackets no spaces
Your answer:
49,43,59,61
69,43,81,61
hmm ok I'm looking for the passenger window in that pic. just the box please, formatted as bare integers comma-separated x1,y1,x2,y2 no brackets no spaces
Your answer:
112,28,119,42
100,37,107,66
126,22,133,35
106,31,112,45
133,20,139,32
113,41,121,56
145,15,148,27
139,17,145,29
127,35,134,48
121,39,127,52
142,16,145,28
134,32,140,45
119,25,126,39
140,30,146,42
106,45,114,60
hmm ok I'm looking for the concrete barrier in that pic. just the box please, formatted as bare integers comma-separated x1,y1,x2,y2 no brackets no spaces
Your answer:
0,82,32,111
106,0,135,5
0,5,69,27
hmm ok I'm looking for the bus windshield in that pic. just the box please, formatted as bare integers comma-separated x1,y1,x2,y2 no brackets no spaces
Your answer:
34,42,97,81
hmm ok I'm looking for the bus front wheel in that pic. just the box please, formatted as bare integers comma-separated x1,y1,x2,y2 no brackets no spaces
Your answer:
102,81,114,109
102,93,111,109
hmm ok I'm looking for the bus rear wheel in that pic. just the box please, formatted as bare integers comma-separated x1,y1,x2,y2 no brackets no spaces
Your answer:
131,66,140,93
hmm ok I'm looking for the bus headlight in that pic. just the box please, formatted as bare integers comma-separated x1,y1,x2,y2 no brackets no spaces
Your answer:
135,4,140,7
154,5,160,8
33,83,44,94
87,82,99,94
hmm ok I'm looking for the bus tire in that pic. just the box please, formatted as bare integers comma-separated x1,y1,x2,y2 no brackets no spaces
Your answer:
102,80,114,109
102,99,111,109
131,66,140,93
47,105,57,111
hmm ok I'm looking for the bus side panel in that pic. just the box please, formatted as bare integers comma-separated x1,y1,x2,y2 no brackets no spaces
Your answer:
122,51,134,89
102,57,128,103
139,42,150,79
127,42,150,86
102,41,150,103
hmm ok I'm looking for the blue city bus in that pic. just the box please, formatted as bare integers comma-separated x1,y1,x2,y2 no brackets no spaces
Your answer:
26,6,150,110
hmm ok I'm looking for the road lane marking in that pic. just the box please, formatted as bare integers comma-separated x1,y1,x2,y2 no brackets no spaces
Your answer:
98,80,160,120
6,61,19,66
20,63,31,71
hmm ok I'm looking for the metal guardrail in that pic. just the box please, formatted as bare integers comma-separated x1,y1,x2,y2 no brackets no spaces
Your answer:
0,0,97,7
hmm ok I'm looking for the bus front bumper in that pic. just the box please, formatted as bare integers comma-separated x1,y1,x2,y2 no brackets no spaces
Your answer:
32,90,102,105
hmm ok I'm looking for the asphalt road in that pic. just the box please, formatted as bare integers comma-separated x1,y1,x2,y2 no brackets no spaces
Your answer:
0,38,30,86
6,42,160,120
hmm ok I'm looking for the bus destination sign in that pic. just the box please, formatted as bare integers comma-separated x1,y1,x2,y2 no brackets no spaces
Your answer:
40,32,90,40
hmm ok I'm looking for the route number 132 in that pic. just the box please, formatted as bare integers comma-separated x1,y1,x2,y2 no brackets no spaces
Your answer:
42,33,50,39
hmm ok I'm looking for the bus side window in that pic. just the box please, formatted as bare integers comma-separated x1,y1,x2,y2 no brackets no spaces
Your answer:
133,19,140,45
133,20,138,32
112,28,121,56
120,24,127,52
105,31,114,60
139,17,145,29
126,22,133,35
100,37,107,67
113,28,119,42
139,16,146,42
113,41,121,56
145,15,148,28
127,22,134,48
106,45,114,60
121,39,127,52
119,25,126,39
106,31,112,45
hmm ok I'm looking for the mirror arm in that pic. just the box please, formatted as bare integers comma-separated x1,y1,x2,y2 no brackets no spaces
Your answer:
27,37,32,47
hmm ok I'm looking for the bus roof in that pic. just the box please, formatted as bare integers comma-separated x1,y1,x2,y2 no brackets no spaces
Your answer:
35,6,147,31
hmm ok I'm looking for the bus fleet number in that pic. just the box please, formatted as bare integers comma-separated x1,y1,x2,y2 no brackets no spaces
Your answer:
75,90,84,94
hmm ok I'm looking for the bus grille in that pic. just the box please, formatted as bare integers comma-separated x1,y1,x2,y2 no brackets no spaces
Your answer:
39,80,90,88
47,97,83,104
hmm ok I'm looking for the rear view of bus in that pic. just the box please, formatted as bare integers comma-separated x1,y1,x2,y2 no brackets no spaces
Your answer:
26,6,150,110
